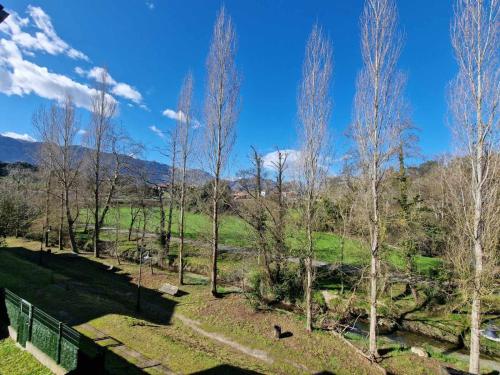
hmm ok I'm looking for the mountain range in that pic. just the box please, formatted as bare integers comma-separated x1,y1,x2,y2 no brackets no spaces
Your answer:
0,135,212,185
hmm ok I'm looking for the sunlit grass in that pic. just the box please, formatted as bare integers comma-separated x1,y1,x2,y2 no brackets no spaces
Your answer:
0,338,52,375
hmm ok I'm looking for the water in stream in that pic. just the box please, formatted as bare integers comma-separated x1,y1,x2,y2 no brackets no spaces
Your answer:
348,319,500,370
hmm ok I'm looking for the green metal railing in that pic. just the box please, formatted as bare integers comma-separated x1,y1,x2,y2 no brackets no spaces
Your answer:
3,288,79,371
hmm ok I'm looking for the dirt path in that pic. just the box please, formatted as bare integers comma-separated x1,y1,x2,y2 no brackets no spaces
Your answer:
175,314,273,364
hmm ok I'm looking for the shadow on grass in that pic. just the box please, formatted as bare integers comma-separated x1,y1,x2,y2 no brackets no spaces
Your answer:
5,246,178,326
217,289,242,298
190,364,263,374
69,335,150,374
279,331,293,339
1,246,180,374
0,289,9,340
176,289,190,297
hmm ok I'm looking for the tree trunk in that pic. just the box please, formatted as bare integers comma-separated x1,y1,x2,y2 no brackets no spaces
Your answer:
165,157,176,262
369,168,379,358
93,150,100,258
178,168,187,285
93,188,99,258
305,255,313,332
115,205,121,265
158,188,167,255
469,276,481,374
369,250,378,358
469,141,484,375
128,205,137,242
165,187,174,259
65,187,78,253
58,193,64,251
44,173,51,247
97,172,117,231
84,209,90,233
340,236,345,294
210,178,219,296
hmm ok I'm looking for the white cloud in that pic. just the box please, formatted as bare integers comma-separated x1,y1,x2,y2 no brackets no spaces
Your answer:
76,66,143,105
87,66,117,85
74,66,85,76
77,129,87,135
262,149,302,171
161,107,201,127
112,82,142,104
0,6,88,61
146,1,155,10
0,6,144,110
0,39,101,110
149,125,164,138
1,131,36,142
162,108,186,122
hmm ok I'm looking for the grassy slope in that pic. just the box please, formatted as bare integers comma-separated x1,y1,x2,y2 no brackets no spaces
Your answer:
0,337,52,375
0,238,449,375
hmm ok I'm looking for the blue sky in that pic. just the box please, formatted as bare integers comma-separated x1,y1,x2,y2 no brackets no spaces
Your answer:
0,0,455,174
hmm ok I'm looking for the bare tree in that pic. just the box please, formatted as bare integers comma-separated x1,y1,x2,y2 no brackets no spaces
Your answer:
269,149,289,278
235,147,272,283
204,6,240,296
165,127,178,262
352,0,403,358
178,72,195,285
87,70,117,258
235,147,290,294
34,95,82,253
297,23,333,332
449,1,499,372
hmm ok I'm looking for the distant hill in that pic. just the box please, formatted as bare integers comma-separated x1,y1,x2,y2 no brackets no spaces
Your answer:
0,135,211,185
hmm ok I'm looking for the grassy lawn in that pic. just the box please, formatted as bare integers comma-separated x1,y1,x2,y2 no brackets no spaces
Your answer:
0,237,453,375
101,207,441,275
102,207,251,248
0,337,52,375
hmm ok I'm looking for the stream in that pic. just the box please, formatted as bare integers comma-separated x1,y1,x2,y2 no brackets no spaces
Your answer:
348,320,500,372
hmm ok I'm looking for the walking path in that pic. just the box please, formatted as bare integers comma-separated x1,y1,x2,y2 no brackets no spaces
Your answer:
175,314,273,364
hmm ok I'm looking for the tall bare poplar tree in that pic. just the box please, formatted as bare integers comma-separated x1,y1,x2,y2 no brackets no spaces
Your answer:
204,6,240,296
87,70,117,258
166,128,177,257
178,72,195,285
352,0,403,358
34,95,82,253
449,1,499,372
297,24,333,332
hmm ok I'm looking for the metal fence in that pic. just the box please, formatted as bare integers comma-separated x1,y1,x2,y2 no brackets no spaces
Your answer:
3,288,80,371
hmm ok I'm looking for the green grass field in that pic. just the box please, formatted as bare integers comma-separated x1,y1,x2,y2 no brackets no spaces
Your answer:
0,337,52,375
102,207,250,247
101,206,441,274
